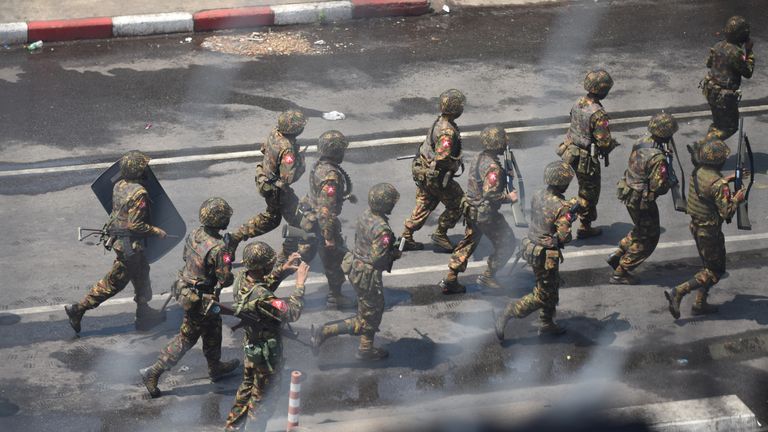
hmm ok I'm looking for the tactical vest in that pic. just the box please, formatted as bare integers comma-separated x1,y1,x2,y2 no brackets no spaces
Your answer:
466,151,505,206
180,226,224,290
352,209,390,265
708,41,743,90
261,129,305,185
110,180,146,231
309,160,346,212
623,137,663,194
418,117,463,167
527,188,568,249
565,97,602,149
686,166,724,225
233,273,282,341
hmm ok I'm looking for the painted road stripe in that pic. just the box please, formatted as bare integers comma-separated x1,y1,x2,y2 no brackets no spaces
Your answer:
6,232,768,317
3,105,767,178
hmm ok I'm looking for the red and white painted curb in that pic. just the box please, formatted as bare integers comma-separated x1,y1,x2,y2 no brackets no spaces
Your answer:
0,0,430,45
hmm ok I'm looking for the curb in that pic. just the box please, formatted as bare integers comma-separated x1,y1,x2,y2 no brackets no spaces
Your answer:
0,0,430,45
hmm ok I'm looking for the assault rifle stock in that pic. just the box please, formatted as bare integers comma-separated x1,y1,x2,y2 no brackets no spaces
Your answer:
663,138,687,213
734,118,754,230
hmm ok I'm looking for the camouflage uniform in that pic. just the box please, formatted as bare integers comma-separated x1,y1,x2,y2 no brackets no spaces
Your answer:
665,140,745,319
495,162,576,340
66,151,166,333
225,243,305,431
312,183,401,361
701,16,755,141
402,90,466,252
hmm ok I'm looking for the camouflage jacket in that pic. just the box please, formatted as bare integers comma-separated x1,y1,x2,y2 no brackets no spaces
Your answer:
418,116,463,173
179,226,234,292
256,128,305,190
564,96,613,152
108,180,162,252
527,187,574,250
466,150,507,209
307,158,347,238
232,270,303,345
706,40,755,90
352,208,397,271
687,166,739,226
619,136,671,203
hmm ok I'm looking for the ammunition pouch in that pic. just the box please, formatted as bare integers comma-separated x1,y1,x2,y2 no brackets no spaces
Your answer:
411,157,435,186
179,286,201,312
171,278,185,301
463,199,492,224
243,338,280,372
297,200,318,232
341,251,354,275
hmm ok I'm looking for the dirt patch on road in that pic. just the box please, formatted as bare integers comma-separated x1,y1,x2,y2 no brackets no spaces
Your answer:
201,31,327,57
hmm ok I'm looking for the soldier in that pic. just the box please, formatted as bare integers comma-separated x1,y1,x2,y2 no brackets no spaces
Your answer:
139,197,240,398
439,125,518,294
224,242,309,431
311,183,402,361
65,150,167,334
556,69,619,238
664,139,746,319
298,130,356,309
227,110,307,267
494,161,577,340
701,16,755,141
401,89,466,252
607,113,677,284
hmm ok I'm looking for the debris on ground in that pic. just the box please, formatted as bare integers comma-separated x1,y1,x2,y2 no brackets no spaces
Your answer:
27,40,43,52
201,31,327,57
322,111,346,121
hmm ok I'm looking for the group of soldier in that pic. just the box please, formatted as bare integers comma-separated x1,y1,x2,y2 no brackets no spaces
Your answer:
61,14,755,431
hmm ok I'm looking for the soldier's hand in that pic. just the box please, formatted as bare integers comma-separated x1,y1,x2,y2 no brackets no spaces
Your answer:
155,228,168,239
745,39,754,52
295,261,310,286
507,190,519,204
281,252,302,273
734,188,747,204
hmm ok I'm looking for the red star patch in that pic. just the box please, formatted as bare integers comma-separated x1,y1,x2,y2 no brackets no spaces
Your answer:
270,298,288,313
222,253,232,264
138,198,147,209
324,184,336,197
722,186,731,199
600,119,609,128
440,136,452,149
660,165,667,177
486,171,499,187
381,234,391,246
565,212,573,222
282,153,295,165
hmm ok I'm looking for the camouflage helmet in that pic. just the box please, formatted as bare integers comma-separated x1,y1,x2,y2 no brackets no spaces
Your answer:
199,197,233,229
368,183,400,214
276,110,307,136
119,150,150,180
480,125,508,152
439,89,466,117
724,16,750,44
242,241,277,272
544,160,575,187
648,112,679,139
583,69,614,97
318,130,349,162
698,139,731,166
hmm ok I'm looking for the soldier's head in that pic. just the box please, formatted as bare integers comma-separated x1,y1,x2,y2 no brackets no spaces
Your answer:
242,241,277,277
583,69,614,100
648,112,679,143
199,197,233,230
544,160,575,192
276,110,307,136
480,125,508,154
724,16,750,44
119,150,150,181
698,138,730,169
439,89,466,119
317,130,349,163
368,183,400,215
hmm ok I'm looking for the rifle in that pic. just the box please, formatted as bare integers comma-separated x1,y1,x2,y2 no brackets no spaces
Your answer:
504,146,528,227
663,138,688,213
214,301,298,338
397,155,416,161
77,227,178,247
386,236,407,273
734,118,754,230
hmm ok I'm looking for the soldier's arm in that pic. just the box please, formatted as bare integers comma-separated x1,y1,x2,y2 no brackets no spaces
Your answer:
271,261,308,322
706,47,714,68
126,190,164,236
278,148,300,186
210,246,235,289
554,205,575,247
591,111,616,152
712,180,742,221
648,155,671,196
371,228,397,270
316,175,343,241
481,164,507,203
434,129,458,167
735,47,755,79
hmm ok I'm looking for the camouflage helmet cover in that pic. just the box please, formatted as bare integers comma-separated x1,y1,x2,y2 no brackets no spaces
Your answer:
277,110,307,135
583,69,614,96
317,130,349,162
368,183,400,214
199,197,233,229
724,16,750,44
242,241,277,272
698,139,731,166
439,89,466,117
119,150,150,180
648,112,679,139
480,125,508,152
544,160,575,187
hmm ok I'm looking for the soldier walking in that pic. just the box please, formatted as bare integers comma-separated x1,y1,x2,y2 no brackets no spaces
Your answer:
401,89,466,252
311,183,402,361
139,198,241,397
224,242,308,432
607,113,677,284
65,151,167,334
439,126,518,294
495,161,577,340
557,70,619,238
664,140,746,319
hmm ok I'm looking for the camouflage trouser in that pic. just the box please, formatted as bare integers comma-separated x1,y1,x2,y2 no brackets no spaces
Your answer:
677,222,726,295
449,211,515,275
403,177,464,234
155,310,222,370
616,201,661,272
341,265,385,334
300,230,347,293
575,169,600,225
224,360,281,431
508,249,560,321
79,250,152,310
704,84,740,141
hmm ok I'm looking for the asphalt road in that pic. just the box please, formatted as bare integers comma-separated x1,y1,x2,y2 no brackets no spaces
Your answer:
1,0,767,431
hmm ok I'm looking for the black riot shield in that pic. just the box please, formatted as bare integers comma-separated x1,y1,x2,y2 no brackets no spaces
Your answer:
91,162,186,264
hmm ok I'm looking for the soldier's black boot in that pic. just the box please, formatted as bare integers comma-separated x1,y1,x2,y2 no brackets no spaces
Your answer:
431,229,454,253
64,303,85,334
356,333,388,361
326,286,356,310
439,272,466,295
477,269,503,290
606,249,623,270
538,308,566,336
664,281,692,319
493,305,514,342
311,319,353,355
400,229,424,251
577,222,602,239
610,267,639,285
691,289,719,316
139,363,164,398
208,359,240,382
135,303,167,332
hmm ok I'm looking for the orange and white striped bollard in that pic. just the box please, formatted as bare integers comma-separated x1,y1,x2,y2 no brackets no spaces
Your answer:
286,370,302,431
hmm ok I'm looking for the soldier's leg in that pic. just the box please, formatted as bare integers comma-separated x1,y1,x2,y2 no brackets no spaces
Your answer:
612,204,661,284
479,214,516,289
432,179,465,251
319,232,353,309
224,362,256,431
312,272,368,350
140,313,203,397
126,252,167,331
67,254,132,333
576,171,602,237
276,188,304,267
441,219,480,294
608,204,636,270
708,89,740,141
690,226,725,315
355,273,387,361
402,184,440,250
231,190,284,250
201,315,239,381
496,257,558,340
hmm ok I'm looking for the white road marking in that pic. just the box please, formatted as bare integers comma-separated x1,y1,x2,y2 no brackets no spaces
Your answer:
6,232,768,317
2,105,767,178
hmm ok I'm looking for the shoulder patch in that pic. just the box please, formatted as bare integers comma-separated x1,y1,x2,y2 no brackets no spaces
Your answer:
270,298,289,314
323,183,336,197
282,152,296,165
439,135,452,149
222,252,232,265
486,170,499,187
